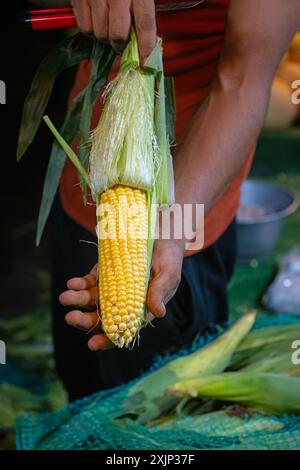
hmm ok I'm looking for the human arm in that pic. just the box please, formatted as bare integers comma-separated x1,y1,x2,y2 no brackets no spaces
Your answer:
173,0,300,213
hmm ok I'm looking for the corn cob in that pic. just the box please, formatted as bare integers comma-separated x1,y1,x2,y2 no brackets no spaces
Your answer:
89,30,173,348
91,59,156,348
97,185,148,347
44,29,174,349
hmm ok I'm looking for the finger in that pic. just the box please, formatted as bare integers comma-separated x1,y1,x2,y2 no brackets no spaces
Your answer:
147,277,166,319
90,0,109,41
132,0,156,65
67,273,97,291
108,0,131,53
90,264,98,277
71,0,93,35
59,287,97,309
88,334,115,350
65,310,99,332
147,270,181,318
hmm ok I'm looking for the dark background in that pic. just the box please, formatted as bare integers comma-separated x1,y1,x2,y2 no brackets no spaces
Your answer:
0,3,75,318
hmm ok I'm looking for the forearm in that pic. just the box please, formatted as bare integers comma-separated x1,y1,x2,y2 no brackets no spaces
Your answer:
174,72,269,214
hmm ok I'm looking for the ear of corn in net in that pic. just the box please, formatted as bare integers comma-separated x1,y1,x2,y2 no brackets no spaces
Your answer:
119,312,256,423
229,323,300,370
167,372,300,415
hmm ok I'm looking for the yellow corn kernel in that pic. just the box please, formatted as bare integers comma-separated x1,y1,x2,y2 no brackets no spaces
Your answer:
97,184,148,348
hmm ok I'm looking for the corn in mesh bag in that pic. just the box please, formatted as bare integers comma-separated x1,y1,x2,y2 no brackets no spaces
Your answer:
44,29,174,348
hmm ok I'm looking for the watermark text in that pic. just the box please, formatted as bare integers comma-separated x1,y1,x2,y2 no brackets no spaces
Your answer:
291,340,300,365
96,201,205,251
0,340,6,365
0,80,6,104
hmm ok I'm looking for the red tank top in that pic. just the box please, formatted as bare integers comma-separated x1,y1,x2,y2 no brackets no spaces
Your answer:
59,0,254,253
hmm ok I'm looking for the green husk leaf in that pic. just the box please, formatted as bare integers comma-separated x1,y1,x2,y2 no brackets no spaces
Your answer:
168,372,300,415
168,312,256,378
143,37,163,72
146,39,174,206
78,42,115,199
242,352,300,376
237,324,300,352
146,189,157,282
43,116,90,186
36,88,87,246
89,68,156,196
89,31,157,197
36,43,115,245
17,34,93,161
164,76,176,146
145,49,176,277
120,28,140,70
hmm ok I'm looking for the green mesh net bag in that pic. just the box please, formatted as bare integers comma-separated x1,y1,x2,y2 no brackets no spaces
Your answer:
16,314,300,450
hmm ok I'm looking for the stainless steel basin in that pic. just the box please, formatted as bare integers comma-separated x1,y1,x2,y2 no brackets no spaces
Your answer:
237,180,299,264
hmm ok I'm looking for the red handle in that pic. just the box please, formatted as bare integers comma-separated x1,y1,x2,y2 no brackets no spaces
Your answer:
30,13,77,31
29,8,73,17
23,9,76,31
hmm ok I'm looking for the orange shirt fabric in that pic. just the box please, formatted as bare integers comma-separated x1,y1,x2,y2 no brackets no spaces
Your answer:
59,0,255,254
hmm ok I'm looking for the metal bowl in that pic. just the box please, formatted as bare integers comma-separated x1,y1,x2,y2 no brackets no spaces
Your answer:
237,180,299,264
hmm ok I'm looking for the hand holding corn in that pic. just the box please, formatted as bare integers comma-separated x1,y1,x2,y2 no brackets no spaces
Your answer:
72,0,156,65
59,238,185,351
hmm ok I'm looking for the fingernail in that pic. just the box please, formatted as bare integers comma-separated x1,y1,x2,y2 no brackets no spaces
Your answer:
158,302,166,317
